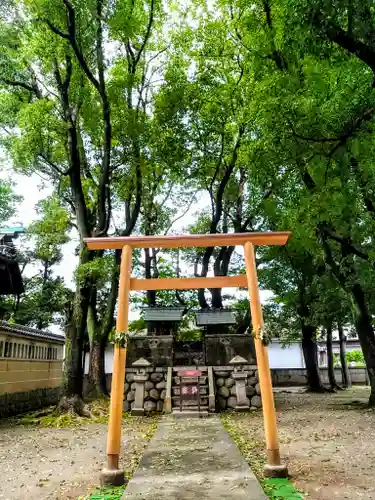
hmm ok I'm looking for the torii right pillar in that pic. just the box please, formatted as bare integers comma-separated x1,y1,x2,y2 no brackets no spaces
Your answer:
244,241,288,478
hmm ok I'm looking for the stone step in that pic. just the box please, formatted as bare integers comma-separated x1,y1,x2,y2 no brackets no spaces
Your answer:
173,376,208,384
172,409,209,418
173,405,209,411
172,396,208,404
173,366,208,372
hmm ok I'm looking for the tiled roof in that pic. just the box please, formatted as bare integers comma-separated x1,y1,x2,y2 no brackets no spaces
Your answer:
0,321,65,343
195,310,236,326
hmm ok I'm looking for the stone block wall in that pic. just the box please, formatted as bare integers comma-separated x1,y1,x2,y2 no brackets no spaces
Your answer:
205,335,256,366
213,365,261,411
126,337,173,366
0,387,61,418
271,368,308,387
271,367,369,386
123,367,167,412
124,334,256,367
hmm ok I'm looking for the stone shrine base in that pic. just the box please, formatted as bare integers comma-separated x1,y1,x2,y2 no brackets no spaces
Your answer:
122,415,266,500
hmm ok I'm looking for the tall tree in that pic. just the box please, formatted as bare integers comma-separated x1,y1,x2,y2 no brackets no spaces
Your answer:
218,0,375,404
0,0,163,405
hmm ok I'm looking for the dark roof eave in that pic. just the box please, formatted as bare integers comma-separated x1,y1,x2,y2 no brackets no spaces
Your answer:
0,321,65,343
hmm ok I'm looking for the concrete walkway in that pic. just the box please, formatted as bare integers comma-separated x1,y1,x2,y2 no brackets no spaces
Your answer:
122,416,266,500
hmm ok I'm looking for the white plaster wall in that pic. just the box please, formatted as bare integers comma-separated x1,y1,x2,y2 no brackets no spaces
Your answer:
84,345,114,374
267,342,305,369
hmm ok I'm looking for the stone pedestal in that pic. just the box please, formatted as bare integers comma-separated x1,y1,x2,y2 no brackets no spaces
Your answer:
232,372,249,411
131,357,151,416
132,373,148,416
100,468,127,487
164,367,172,413
229,355,250,412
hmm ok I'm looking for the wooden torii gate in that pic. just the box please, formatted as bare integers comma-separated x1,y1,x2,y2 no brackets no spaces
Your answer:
85,231,291,485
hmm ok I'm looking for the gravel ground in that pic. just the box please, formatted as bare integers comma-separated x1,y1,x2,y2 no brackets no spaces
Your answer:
1,388,373,500
0,416,158,500
225,386,375,499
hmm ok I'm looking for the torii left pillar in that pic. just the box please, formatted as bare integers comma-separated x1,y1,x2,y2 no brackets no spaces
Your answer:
100,245,132,486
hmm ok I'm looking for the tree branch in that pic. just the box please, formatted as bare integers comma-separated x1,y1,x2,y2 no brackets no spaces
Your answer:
163,195,197,235
320,225,370,263
95,0,112,236
350,157,375,222
316,13,375,77
1,78,41,97
35,17,69,39
133,0,155,67
38,153,71,176
209,130,225,193
42,0,101,94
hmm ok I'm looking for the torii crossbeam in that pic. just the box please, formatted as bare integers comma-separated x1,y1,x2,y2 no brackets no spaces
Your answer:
84,231,291,485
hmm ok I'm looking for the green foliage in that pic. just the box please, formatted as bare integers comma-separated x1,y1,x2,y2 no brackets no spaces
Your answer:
128,317,146,333
0,180,21,224
28,197,70,264
3,0,375,387
346,350,365,366
76,256,114,288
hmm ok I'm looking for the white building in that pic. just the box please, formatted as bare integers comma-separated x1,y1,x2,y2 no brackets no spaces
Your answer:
267,338,362,369
86,338,362,374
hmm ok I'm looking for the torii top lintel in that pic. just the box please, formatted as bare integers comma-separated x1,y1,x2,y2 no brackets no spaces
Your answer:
84,231,291,250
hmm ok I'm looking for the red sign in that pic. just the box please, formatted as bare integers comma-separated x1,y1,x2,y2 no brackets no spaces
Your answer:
178,370,201,377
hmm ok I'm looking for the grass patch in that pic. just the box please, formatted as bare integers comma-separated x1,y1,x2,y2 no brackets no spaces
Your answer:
262,478,304,499
79,485,125,500
221,413,304,499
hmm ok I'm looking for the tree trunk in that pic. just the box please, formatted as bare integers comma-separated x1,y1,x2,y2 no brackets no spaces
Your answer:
351,284,375,405
197,247,213,309
61,323,83,397
145,248,156,307
210,287,223,309
210,245,235,309
86,261,119,397
338,323,351,388
237,309,250,334
53,58,92,415
301,324,325,391
57,298,89,416
326,323,342,391
57,246,91,416
87,339,107,397
319,230,375,404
